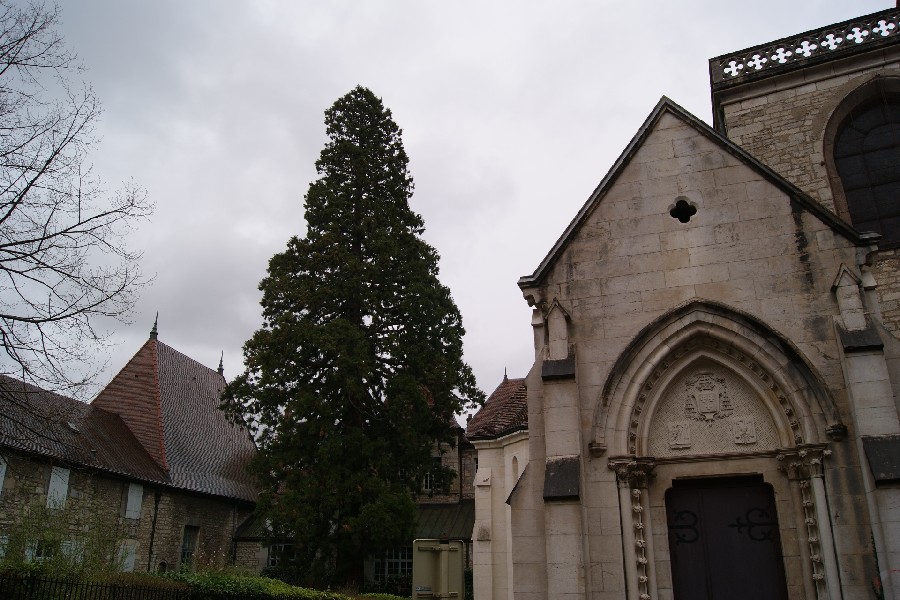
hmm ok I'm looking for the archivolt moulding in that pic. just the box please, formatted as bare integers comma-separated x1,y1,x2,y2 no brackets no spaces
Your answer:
590,300,843,457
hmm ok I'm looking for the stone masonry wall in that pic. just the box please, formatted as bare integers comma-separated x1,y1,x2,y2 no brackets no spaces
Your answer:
0,453,125,563
234,540,266,572
517,109,875,599
873,249,900,335
721,60,900,210
141,486,254,572
720,59,900,341
418,440,476,505
0,451,254,573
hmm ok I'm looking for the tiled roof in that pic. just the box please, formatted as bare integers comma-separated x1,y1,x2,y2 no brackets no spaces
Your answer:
93,337,258,503
416,500,475,540
93,338,166,468
0,375,168,484
465,377,527,440
156,342,257,502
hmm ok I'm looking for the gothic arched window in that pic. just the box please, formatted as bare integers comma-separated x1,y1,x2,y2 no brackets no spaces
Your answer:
833,97,900,245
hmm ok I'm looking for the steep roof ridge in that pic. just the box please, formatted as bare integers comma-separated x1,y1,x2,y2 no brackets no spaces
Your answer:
467,376,528,440
155,339,257,502
518,96,873,290
91,337,168,470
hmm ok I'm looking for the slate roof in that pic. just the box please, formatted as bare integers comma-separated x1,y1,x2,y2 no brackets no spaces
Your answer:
416,500,475,540
0,375,168,484
466,377,527,440
92,336,258,503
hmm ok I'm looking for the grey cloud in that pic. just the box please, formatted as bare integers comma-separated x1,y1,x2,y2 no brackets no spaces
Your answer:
55,0,888,396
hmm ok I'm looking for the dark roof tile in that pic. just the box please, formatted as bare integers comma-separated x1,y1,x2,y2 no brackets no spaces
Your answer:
416,500,474,540
0,376,168,484
156,341,258,502
91,337,258,502
466,377,527,440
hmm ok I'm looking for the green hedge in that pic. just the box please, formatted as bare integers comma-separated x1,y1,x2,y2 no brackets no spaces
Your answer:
164,570,409,599
0,566,409,600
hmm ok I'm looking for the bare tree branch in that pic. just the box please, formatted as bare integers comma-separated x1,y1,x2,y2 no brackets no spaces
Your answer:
0,1,152,399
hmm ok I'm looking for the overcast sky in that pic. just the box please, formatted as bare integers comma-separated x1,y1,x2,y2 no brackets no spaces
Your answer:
53,0,889,403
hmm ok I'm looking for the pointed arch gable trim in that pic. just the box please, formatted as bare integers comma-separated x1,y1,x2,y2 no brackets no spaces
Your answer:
590,300,844,457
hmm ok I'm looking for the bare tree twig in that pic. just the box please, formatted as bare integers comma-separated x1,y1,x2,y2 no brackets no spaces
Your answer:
0,1,152,399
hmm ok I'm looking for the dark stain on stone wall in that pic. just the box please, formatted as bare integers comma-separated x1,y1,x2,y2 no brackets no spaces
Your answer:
790,198,815,288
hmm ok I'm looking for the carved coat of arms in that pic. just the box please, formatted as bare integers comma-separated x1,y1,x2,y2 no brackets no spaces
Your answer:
685,372,732,423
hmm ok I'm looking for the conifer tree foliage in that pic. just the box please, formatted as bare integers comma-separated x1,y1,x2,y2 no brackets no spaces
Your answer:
222,86,482,587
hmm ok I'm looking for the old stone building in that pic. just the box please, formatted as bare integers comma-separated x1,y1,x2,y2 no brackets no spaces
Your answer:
473,6,900,600
0,326,258,573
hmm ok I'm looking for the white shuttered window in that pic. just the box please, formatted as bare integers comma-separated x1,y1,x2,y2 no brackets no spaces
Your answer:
125,483,143,519
47,466,70,509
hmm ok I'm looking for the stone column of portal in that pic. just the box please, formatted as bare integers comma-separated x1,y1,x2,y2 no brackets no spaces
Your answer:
810,471,842,599
609,459,656,600
639,486,659,600
613,465,639,600
778,447,841,600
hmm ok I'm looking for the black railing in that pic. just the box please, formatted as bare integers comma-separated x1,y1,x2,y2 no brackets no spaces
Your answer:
0,574,191,600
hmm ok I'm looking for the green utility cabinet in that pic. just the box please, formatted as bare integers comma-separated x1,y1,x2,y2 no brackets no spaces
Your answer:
412,538,464,599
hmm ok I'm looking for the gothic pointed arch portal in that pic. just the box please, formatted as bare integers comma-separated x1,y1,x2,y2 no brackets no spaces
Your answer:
599,300,845,600
592,300,843,456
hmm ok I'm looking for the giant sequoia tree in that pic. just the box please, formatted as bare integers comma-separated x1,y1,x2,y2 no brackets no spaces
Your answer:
223,86,482,587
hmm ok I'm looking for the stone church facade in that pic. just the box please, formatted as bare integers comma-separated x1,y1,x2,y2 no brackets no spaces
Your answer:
473,6,900,600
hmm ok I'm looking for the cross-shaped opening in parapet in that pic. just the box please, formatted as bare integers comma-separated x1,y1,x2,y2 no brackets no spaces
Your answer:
670,197,697,223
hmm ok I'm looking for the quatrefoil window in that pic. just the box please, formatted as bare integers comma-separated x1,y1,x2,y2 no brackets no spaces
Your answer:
670,197,698,223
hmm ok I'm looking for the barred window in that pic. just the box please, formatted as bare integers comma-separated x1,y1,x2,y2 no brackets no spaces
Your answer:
267,543,295,567
180,526,199,567
373,546,413,582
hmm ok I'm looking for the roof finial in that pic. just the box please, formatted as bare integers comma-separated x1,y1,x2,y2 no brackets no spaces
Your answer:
217,351,224,376
503,367,508,383
150,313,158,339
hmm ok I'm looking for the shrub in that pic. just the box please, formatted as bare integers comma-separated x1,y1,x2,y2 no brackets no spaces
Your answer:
164,569,347,599
362,574,411,597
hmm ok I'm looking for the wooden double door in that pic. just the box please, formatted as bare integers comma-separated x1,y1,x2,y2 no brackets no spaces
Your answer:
665,475,789,600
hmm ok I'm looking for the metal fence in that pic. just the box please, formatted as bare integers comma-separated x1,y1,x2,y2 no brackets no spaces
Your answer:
0,574,192,600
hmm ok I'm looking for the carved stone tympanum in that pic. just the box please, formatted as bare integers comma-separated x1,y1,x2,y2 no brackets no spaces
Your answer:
648,361,779,457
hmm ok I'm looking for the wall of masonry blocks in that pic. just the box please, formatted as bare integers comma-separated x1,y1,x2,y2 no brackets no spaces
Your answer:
512,108,878,599
234,541,266,571
417,439,477,505
720,54,900,337
0,451,254,573
0,453,126,552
